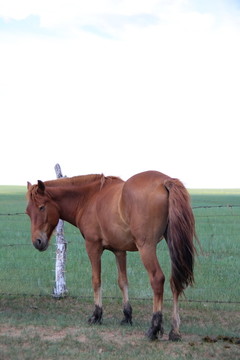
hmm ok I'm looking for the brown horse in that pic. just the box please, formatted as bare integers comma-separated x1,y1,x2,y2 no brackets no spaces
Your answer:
26,170,197,341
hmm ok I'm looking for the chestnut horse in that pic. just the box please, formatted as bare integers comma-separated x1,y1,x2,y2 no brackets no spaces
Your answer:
26,170,197,341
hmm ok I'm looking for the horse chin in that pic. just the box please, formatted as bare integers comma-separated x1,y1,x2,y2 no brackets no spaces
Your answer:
38,243,49,252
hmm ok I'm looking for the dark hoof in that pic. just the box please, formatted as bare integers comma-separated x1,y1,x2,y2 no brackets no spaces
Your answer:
146,328,159,341
121,318,133,326
88,315,102,325
169,329,182,341
88,305,103,325
146,312,164,341
121,303,133,326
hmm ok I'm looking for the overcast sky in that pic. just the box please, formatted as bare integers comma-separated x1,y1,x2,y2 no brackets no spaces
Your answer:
0,0,239,188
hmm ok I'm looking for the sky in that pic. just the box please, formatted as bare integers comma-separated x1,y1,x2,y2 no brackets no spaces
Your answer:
0,0,240,188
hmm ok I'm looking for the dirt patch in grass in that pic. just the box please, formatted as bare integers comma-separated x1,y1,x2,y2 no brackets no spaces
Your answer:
0,296,240,359
0,324,87,342
1,325,240,360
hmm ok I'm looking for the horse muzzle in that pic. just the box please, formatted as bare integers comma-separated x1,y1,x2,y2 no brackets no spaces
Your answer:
33,237,49,252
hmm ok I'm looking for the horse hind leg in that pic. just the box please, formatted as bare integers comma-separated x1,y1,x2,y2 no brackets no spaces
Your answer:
169,279,181,341
138,245,165,340
114,250,133,325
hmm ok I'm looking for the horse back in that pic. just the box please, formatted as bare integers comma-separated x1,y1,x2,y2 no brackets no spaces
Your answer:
79,171,170,251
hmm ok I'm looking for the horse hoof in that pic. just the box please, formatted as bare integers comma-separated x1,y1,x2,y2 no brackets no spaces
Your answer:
169,329,182,341
145,328,158,341
88,305,103,325
121,303,132,326
120,318,133,326
88,316,102,325
145,327,164,341
146,311,164,340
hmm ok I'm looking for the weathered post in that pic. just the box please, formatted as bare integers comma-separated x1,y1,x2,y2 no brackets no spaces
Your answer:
52,163,68,298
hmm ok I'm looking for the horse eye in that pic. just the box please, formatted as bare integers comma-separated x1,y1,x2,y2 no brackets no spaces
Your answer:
39,205,45,211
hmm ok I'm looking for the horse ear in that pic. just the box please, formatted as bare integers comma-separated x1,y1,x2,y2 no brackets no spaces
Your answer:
37,180,45,193
27,181,32,190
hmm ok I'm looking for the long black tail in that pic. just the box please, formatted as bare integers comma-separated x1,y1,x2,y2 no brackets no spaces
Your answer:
164,178,197,294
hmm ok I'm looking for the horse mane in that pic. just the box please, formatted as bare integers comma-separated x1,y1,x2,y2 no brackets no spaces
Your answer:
45,174,103,187
44,174,122,188
27,174,123,203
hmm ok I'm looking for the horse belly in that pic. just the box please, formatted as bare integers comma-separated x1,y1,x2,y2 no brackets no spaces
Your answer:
100,215,137,252
96,190,137,251
103,233,138,252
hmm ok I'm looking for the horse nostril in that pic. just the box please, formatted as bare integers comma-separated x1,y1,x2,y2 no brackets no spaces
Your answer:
33,237,48,251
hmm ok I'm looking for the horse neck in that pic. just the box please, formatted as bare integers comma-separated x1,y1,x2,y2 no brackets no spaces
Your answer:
45,177,104,226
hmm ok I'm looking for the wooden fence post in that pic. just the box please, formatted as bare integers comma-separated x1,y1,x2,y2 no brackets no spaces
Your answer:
52,163,68,298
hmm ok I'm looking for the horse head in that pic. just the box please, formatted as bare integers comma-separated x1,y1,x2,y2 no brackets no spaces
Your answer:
26,180,60,251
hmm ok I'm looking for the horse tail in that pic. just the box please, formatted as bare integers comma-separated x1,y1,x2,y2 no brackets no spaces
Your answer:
164,178,197,295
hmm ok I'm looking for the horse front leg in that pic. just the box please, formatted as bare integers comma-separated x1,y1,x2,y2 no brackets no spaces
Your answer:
86,240,103,324
114,250,133,325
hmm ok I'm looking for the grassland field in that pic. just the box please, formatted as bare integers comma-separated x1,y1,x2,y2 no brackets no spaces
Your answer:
0,186,239,359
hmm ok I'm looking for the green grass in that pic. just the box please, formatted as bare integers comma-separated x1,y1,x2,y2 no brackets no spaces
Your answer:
0,186,240,359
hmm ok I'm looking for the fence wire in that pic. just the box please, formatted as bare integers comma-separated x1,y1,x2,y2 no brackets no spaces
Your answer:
0,206,240,305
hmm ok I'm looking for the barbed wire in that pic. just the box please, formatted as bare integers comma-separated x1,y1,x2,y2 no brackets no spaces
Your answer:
0,209,239,304
0,293,239,305
0,212,26,216
192,205,240,209
1,204,240,217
